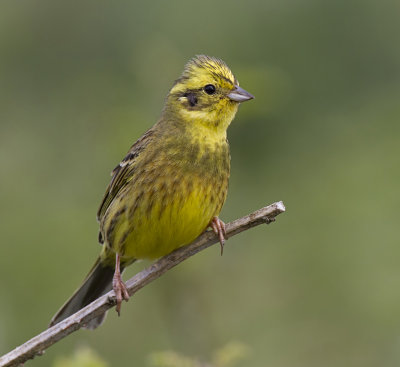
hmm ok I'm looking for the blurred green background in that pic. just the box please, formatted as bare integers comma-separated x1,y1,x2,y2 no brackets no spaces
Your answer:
1,1,400,366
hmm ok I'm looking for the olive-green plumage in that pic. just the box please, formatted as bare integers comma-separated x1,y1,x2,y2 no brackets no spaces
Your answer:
50,55,254,328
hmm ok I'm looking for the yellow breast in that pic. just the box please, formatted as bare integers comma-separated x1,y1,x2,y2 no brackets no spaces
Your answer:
124,180,223,260
100,135,230,262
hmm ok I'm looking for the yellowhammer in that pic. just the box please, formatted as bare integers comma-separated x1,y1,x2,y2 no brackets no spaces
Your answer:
50,55,254,329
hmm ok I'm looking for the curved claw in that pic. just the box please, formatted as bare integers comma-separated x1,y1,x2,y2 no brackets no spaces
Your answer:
113,253,130,316
210,217,226,256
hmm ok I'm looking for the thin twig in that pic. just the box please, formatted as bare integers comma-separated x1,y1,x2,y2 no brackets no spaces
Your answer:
0,201,285,367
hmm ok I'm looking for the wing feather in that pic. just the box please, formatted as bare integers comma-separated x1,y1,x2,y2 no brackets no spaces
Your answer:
96,129,155,221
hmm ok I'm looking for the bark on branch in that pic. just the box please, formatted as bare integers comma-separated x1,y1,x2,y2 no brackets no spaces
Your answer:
0,201,286,367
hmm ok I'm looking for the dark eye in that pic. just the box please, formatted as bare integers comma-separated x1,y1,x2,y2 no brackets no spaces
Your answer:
204,84,216,95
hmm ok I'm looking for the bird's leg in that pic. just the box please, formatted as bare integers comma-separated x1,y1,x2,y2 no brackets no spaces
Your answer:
113,253,130,316
210,216,226,256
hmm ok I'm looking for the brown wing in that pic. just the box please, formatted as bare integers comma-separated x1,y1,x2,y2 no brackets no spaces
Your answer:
96,128,155,222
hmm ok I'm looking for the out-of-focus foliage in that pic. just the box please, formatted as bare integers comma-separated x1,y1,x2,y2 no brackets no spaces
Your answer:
53,347,108,367
53,342,249,367
1,1,400,366
149,351,202,367
211,342,250,367
149,341,249,367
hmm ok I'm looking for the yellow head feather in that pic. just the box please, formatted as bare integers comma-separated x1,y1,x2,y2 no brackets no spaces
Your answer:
181,55,238,86
165,55,241,132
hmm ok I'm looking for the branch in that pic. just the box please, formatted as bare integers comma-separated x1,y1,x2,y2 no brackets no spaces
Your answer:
0,201,285,367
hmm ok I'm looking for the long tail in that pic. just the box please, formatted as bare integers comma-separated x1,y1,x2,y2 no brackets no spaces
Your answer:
50,257,119,329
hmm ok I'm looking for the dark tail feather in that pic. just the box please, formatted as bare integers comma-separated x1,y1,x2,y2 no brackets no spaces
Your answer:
50,257,118,329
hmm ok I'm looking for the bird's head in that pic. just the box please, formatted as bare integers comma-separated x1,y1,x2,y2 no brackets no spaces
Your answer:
165,55,254,132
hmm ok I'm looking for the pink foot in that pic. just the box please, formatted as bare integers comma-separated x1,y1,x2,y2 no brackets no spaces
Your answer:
113,253,130,316
210,217,227,255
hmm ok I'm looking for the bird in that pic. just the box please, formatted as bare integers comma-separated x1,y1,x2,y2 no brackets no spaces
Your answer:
50,55,254,329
